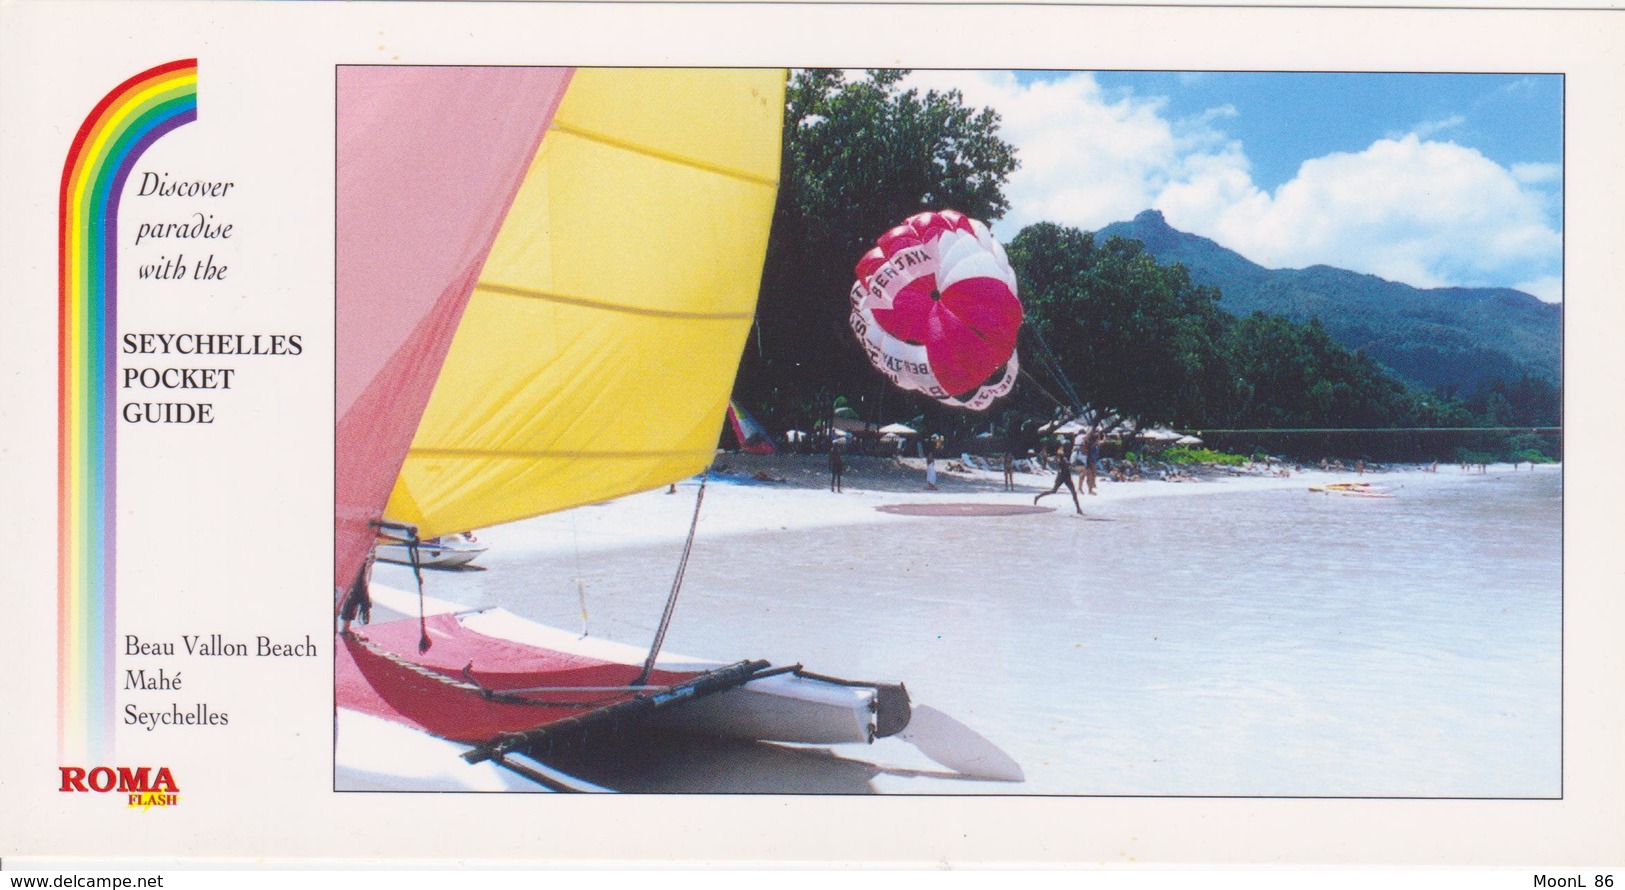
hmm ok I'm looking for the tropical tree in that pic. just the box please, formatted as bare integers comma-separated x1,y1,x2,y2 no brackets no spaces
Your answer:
1464,374,1560,428
737,69,1020,429
1006,223,1235,432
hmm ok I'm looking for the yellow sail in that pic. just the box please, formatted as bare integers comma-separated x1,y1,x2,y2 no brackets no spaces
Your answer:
385,68,785,538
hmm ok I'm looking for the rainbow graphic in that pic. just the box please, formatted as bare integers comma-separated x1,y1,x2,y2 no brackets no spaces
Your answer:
59,60,198,761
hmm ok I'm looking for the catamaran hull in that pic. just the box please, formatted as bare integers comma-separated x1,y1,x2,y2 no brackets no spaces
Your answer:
335,673,881,793
374,541,487,568
449,605,883,744
336,585,889,791
652,672,878,745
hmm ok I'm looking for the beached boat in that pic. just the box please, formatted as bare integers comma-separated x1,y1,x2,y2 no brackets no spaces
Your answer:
334,585,892,791
334,67,1018,791
1309,481,1394,498
373,531,487,568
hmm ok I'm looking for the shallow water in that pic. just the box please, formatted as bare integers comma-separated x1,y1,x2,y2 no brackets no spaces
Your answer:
372,467,1562,797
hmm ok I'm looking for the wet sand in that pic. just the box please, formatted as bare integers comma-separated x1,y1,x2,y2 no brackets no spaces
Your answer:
368,457,1561,796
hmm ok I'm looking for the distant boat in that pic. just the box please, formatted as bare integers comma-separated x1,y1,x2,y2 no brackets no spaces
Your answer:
374,531,487,569
1309,481,1394,498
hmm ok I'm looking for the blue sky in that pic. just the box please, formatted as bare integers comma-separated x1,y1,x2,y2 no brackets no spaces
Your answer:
903,70,1564,301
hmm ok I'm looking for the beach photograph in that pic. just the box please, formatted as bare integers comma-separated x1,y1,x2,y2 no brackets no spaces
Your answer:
333,66,1562,798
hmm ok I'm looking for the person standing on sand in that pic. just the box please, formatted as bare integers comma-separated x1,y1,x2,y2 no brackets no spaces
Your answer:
829,441,845,493
924,438,939,490
1084,430,1101,495
1034,446,1083,514
1002,451,1015,491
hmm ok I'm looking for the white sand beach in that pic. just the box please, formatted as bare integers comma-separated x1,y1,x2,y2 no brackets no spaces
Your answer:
473,451,1410,559
367,455,1561,797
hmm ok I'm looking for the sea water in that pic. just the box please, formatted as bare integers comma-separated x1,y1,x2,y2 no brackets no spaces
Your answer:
372,467,1562,797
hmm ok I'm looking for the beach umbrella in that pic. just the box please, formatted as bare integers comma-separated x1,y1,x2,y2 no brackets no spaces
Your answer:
878,422,917,435
1175,434,1203,446
848,209,1023,410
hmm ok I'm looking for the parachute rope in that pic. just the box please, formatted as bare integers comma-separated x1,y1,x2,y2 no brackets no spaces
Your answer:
1192,426,1562,434
1025,324,1085,413
1016,366,1067,412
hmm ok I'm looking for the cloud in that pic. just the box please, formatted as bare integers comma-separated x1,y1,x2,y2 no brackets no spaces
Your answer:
1513,276,1563,302
902,71,1244,235
1496,76,1540,97
900,71,1563,302
1511,162,1562,184
1397,114,1466,140
1163,135,1561,298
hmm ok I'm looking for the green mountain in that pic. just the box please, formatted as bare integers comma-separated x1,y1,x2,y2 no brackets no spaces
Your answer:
1094,210,1561,395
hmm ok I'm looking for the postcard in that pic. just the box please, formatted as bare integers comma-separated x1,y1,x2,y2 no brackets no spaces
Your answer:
1,0,1621,870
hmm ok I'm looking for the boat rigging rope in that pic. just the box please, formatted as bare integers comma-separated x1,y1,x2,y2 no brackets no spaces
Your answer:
405,530,431,654
570,515,590,639
369,519,433,652
634,470,709,686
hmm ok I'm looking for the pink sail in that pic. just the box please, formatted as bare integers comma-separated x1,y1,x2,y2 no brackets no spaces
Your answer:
334,67,572,597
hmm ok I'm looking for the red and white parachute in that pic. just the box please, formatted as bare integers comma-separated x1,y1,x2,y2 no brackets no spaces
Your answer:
849,210,1022,410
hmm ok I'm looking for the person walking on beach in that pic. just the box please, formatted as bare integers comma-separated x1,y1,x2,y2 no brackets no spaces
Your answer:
1034,445,1083,514
1002,451,1015,491
1084,430,1101,495
829,441,845,493
924,438,939,491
